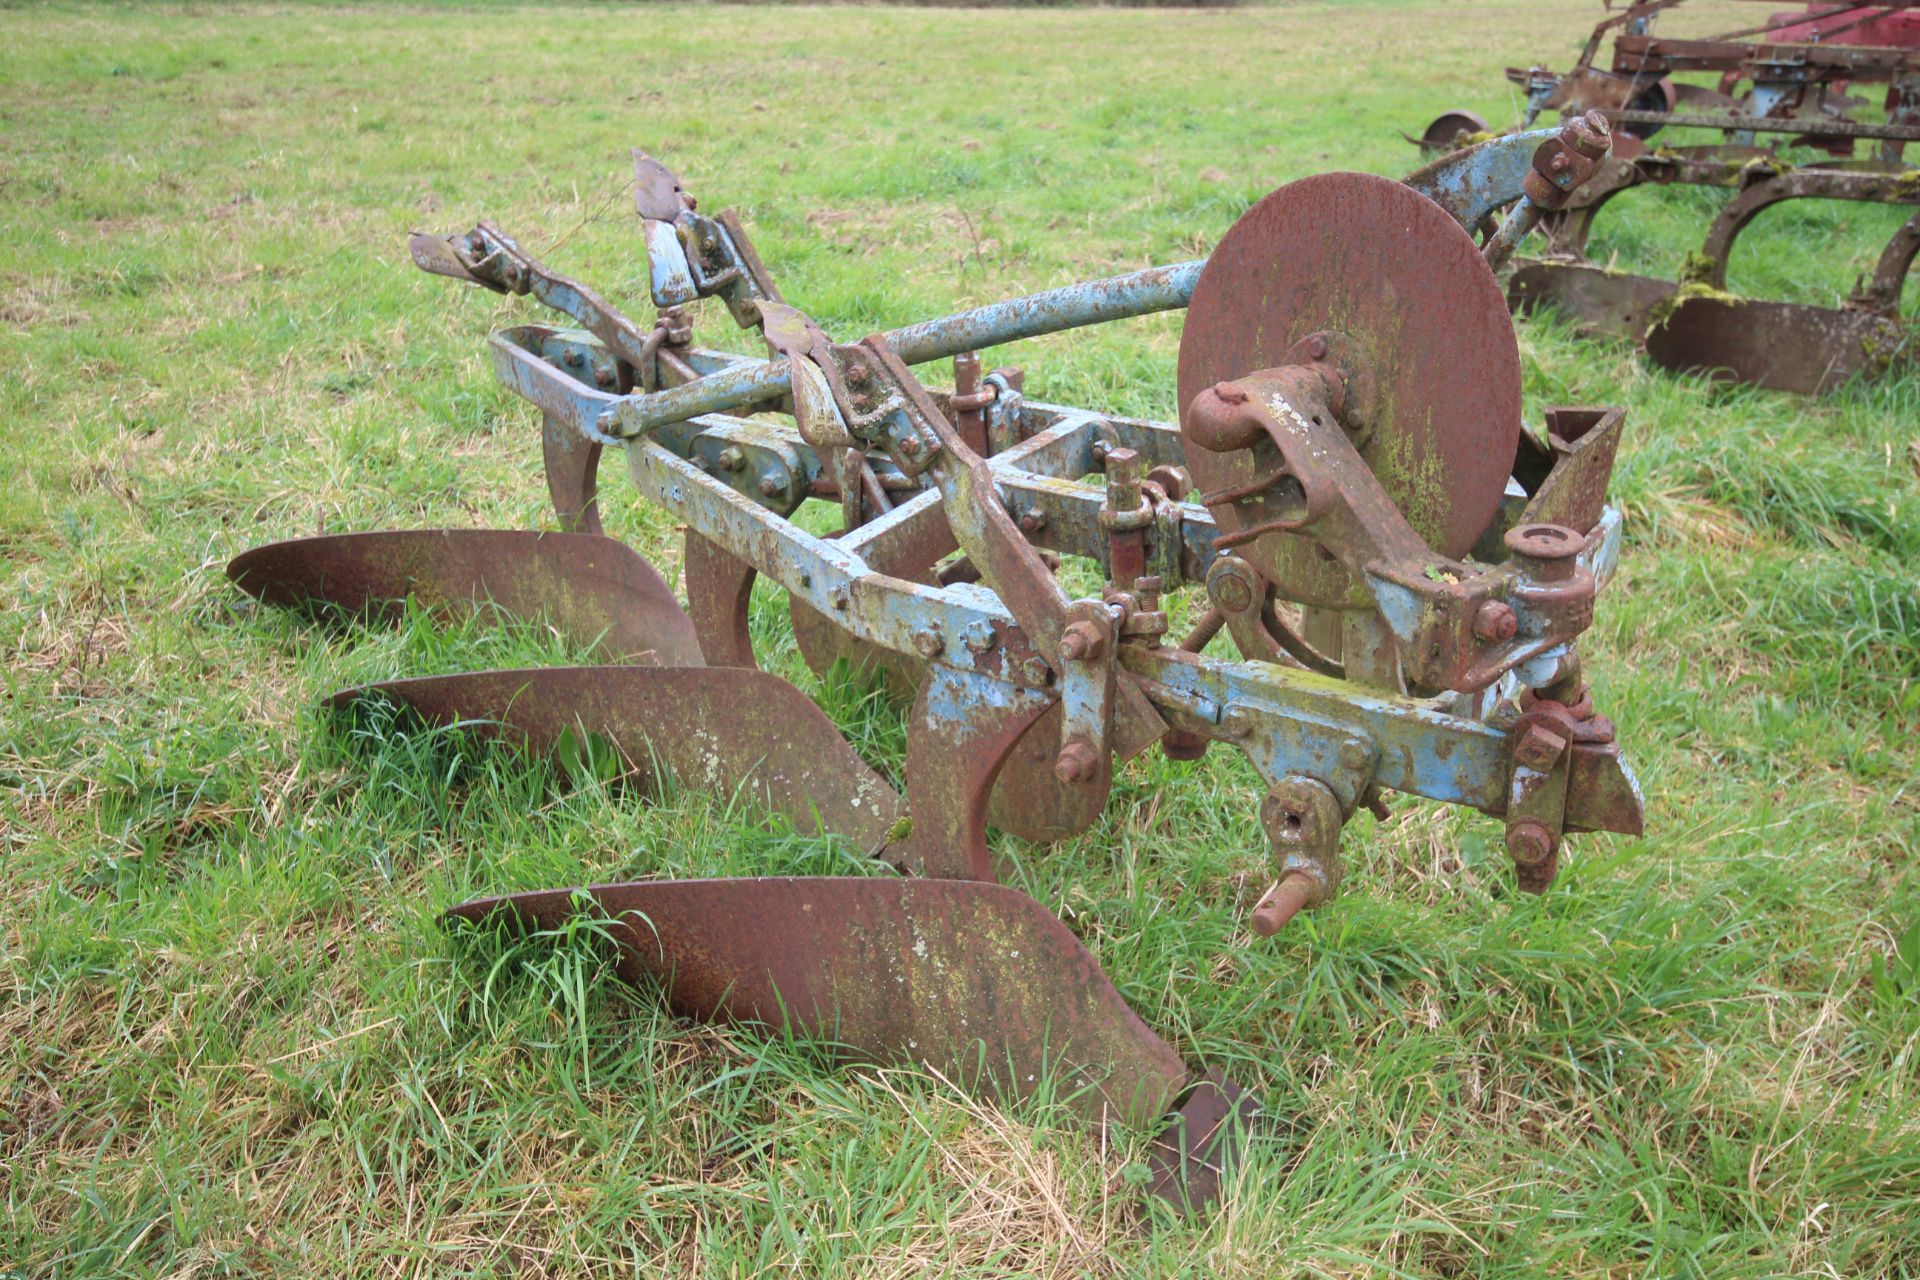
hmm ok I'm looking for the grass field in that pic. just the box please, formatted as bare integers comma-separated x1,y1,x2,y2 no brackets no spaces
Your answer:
3,1,1919,1276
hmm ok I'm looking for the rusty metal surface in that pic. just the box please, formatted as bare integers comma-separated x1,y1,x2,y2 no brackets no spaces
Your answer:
1508,260,1679,341
898,666,1055,881
631,149,692,223
1857,211,1920,315
1418,109,1492,153
444,876,1194,1129
1141,1072,1262,1215
1522,407,1628,536
791,594,926,700
682,530,758,668
331,666,903,847
1645,296,1914,393
1694,169,1920,293
1403,124,1599,233
228,529,703,667
1179,172,1523,607
985,701,1112,845
542,410,604,535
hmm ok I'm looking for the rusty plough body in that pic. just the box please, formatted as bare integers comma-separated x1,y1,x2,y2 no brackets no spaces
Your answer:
230,131,1645,1212
1413,1,1920,393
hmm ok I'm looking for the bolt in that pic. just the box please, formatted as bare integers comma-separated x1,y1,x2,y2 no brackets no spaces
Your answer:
1146,464,1189,501
1513,723,1567,772
1550,151,1570,172
1212,381,1249,405
962,621,995,654
1473,600,1519,643
1054,741,1099,786
1250,873,1315,938
717,446,746,472
1018,508,1047,535
1568,109,1612,159
1090,439,1113,463
1208,563,1257,616
1221,705,1253,737
1104,447,1144,516
1338,740,1371,771
911,628,945,659
1506,819,1557,867
844,361,870,386
563,349,585,369
594,365,615,389
1017,656,1053,687
1302,335,1328,361
1059,621,1104,662
758,472,785,497
827,585,849,611
899,436,922,457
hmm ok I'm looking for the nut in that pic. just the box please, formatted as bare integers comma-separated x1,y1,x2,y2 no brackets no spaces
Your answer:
911,628,945,659
1212,381,1249,405
1513,723,1567,772
717,446,746,472
1054,741,1099,785
1473,600,1519,643
1506,819,1557,867
1059,621,1104,662
1207,560,1259,616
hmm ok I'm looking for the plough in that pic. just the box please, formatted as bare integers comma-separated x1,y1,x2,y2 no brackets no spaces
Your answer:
1413,0,1920,393
227,126,1645,1212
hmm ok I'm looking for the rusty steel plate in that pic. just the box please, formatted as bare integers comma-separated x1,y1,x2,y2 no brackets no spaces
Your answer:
1508,259,1679,342
1644,297,1914,394
681,530,758,668
444,876,1194,1129
406,232,485,286
1178,172,1522,606
330,667,903,848
1419,108,1491,153
631,149,690,223
228,529,704,667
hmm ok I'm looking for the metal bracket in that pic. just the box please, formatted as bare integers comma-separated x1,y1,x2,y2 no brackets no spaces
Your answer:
632,149,782,326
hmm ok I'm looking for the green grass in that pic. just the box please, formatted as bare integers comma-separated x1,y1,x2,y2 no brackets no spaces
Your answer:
3,1,1918,1276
